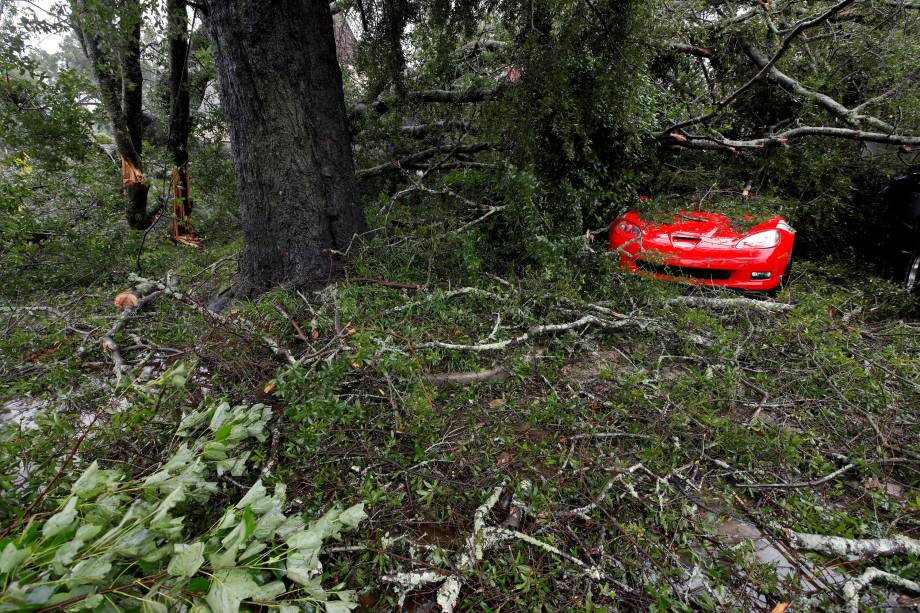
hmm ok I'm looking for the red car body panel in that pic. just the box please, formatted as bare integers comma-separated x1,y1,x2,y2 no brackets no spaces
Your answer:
608,210,795,291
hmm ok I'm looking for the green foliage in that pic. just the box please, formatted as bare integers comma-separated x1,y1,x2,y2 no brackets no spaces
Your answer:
0,387,365,612
0,4,94,168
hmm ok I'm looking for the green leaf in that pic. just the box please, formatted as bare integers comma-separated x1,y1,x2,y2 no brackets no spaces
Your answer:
42,496,78,538
0,542,29,573
338,503,366,529
150,485,186,530
167,542,205,578
205,568,260,613
252,580,286,600
325,600,359,613
141,599,168,613
71,461,118,499
209,401,232,432
237,480,267,509
66,555,112,585
213,422,233,442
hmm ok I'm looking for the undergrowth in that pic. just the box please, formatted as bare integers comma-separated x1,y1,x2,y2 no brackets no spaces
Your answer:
1,196,920,611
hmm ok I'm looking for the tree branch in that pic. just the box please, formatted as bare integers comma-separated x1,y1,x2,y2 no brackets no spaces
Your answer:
666,41,715,58
744,46,894,132
660,0,856,136
349,84,504,122
355,142,493,179
675,126,920,151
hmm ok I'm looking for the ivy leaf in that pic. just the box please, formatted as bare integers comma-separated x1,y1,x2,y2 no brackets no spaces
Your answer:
42,496,78,538
205,568,260,613
53,524,102,574
66,555,112,585
71,461,118,499
167,542,205,578
337,503,366,529
236,479,267,509
150,485,186,530
209,401,232,432
0,542,29,573
252,580,286,600
325,600,359,613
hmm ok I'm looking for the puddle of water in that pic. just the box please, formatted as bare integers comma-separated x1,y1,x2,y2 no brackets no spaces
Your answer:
0,397,48,429
700,511,912,611
706,513,846,593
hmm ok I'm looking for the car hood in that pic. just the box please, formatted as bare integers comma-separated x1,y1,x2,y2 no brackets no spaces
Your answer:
623,210,783,250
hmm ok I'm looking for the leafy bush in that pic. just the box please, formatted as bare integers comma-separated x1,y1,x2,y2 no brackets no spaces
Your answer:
0,382,365,612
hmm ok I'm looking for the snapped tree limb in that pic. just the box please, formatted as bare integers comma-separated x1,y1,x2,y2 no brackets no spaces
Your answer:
787,531,920,559
381,480,604,612
678,126,920,150
744,46,895,133
356,142,493,179
667,296,795,314
417,313,644,352
659,0,857,136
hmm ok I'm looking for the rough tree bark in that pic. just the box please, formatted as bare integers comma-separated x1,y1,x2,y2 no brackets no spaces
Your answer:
166,0,196,241
72,0,154,230
202,0,368,297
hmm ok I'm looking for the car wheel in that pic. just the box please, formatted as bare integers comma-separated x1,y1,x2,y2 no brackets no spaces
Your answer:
779,256,793,288
905,251,920,294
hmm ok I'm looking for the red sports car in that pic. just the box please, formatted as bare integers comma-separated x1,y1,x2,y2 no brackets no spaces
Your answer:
609,209,796,291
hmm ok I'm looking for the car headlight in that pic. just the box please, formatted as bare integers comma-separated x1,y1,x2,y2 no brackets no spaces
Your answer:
615,220,641,236
736,229,780,249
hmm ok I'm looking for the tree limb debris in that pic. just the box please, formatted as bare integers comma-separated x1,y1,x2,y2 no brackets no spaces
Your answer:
666,296,795,314
425,365,509,386
417,313,644,352
381,479,605,612
660,0,856,136
95,280,163,383
128,275,298,366
787,531,920,559
737,462,856,489
356,142,493,179
745,46,895,133
679,126,920,151
349,85,504,122
840,568,920,613
666,41,715,58
385,286,505,314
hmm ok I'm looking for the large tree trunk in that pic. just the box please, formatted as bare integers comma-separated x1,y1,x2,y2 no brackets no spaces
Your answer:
203,0,367,296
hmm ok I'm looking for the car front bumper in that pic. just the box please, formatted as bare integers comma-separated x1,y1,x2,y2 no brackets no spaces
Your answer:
615,239,794,291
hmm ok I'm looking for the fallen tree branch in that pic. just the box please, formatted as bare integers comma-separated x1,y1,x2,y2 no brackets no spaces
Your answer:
787,531,920,559
382,479,605,611
666,41,715,58
840,568,920,613
397,119,472,138
559,462,648,518
667,296,795,314
736,462,856,489
454,205,506,233
745,46,894,133
97,281,163,383
425,366,509,386
417,313,642,352
129,275,298,366
385,286,505,314
678,126,920,150
356,142,493,179
349,85,504,122
660,0,856,136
